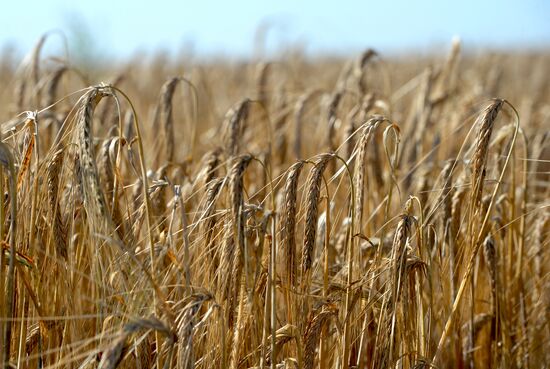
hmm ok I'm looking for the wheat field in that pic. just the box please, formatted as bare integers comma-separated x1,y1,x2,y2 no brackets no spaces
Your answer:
0,36,548,368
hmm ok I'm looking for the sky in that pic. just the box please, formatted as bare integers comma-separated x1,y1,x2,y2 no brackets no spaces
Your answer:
0,0,549,60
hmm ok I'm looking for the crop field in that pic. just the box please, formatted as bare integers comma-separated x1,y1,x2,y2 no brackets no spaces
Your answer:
0,37,548,368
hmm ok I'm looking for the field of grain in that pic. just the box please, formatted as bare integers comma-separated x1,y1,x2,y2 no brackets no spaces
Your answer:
0,37,548,368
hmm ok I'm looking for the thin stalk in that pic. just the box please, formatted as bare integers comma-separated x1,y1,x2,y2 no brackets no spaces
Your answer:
0,142,17,367
433,100,519,364
330,154,355,369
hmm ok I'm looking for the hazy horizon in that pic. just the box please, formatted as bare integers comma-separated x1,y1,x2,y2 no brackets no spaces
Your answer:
1,0,549,61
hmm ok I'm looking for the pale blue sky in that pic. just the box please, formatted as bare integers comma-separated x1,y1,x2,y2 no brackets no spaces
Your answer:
1,0,549,59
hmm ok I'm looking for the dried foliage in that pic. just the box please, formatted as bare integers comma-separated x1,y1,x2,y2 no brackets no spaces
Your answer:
0,37,547,369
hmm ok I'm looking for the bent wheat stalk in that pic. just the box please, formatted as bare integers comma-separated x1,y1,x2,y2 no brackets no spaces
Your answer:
433,99,519,365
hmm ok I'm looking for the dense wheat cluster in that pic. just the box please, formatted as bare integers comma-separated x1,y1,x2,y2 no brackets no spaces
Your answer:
0,37,548,368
